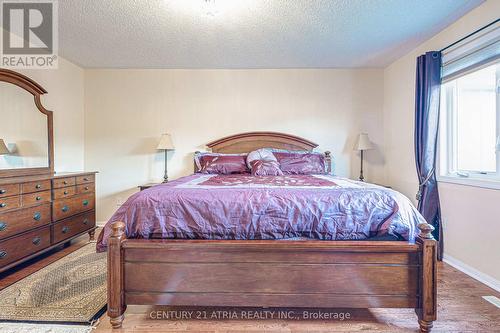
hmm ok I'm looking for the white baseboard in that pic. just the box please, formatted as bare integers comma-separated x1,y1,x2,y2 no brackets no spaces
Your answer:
443,253,500,292
96,221,107,228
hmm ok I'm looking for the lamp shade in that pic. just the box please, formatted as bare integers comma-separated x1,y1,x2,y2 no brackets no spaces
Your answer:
353,133,374,151
157,133,175,150
0,139,10,155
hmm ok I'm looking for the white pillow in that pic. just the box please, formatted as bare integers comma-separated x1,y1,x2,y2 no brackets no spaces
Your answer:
246,148,277,169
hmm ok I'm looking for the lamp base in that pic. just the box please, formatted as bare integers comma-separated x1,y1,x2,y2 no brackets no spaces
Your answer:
163,150,169,183
358,150,365,182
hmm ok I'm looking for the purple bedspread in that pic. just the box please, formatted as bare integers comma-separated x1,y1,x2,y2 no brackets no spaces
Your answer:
96,174,425,252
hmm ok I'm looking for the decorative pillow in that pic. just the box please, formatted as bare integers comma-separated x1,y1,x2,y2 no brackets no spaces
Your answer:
273,151,327,175
250,160,284,176
195,152,249,174
246,148,277,169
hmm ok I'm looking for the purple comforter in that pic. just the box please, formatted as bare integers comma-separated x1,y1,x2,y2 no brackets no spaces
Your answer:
96,174,425,252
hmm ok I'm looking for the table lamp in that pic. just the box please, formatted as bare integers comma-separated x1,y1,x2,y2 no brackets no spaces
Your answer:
0,139,10,155
157,134,175,182
353,133,374,182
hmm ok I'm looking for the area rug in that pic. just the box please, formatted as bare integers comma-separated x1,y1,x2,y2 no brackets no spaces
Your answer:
0,242,106,323
0,322,92,333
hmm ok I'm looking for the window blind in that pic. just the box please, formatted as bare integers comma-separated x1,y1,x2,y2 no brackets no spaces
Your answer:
441,20,500,82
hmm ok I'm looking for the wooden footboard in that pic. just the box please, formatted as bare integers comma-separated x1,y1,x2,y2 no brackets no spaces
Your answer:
107,222,437,332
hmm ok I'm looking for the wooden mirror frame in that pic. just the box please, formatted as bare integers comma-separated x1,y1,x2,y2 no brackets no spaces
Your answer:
0,68,54,178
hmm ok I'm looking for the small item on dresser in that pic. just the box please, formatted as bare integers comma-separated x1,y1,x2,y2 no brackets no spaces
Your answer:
0,139,10,156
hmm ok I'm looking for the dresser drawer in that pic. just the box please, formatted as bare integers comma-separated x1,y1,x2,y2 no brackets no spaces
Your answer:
0,196,21,212
52,211,95,244
53,193,95,221
76,174,94,185
0,184,20,198
53,177,76,189
22,190,51,207
76,183,94,194
0,226,50,268
0,204,51,240
21,180,51,194
53,186,76,200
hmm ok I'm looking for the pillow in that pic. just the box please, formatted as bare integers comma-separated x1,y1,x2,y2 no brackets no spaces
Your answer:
195,152,249,174
246,148,277,169
250,160,283,176
273,151,327,175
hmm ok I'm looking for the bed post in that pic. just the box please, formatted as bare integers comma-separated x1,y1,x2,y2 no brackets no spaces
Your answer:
108,221,126,329
415,222,437,332
324,151,332,174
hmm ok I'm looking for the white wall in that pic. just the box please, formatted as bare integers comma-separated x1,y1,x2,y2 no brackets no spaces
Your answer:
383,0,500,283
17,58,85,172
84,69,385,221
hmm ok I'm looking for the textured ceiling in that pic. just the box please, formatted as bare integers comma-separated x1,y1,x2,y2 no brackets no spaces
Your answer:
59,0,483,68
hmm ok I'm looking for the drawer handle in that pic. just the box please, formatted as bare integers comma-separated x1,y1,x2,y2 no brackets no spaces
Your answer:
33,212,42,221
35,184,42,189
62,226,70,234
63,180,68,185
36,196,42,201
0,222,6,231
84,186,89,191
32,237,41,245
0,203,6,208
0,189,6,194
83,177,89,181
0,251,7,259
83,200,89,206
64,190,68,195
62,205,69,212
83,219,89,225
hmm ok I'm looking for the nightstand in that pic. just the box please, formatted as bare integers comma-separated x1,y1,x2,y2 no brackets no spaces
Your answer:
373,183,392,189
138,183,162,191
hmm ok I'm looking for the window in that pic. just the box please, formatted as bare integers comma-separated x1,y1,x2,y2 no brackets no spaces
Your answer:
439,61,500,184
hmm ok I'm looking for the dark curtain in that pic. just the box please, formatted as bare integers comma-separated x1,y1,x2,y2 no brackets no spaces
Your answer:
414,51,443,260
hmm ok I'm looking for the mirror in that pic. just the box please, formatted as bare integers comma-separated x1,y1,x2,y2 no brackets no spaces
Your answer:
0,69,53,177
0,82,49,169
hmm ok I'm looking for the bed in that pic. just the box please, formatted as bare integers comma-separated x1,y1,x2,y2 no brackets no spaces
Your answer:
102,132,437,332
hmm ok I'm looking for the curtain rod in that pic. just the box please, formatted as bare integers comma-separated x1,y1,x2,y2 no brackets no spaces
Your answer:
439,18,499,53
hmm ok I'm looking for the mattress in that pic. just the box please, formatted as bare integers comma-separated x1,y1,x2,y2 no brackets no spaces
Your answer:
97,174,425,252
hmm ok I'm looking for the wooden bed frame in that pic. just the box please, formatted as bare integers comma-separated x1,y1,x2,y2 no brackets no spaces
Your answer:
107,132,437,332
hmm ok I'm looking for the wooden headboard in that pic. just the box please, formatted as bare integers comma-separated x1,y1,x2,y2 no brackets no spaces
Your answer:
196,132,331,173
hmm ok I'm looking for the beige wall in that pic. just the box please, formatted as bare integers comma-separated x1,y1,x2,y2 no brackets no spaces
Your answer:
17,58,85,172
84,69,385,221
383,0,500,282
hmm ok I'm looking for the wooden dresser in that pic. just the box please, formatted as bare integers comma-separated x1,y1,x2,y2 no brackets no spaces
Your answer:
0,172,97,273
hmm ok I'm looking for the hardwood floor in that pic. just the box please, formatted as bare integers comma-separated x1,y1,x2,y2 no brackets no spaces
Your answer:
1,233,499,332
